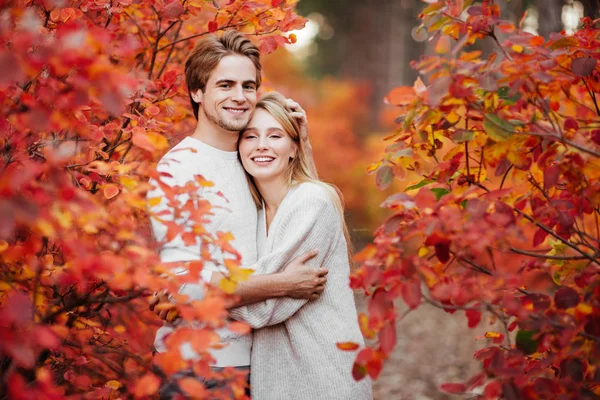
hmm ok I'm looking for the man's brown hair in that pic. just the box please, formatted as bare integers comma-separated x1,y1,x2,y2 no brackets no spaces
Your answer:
185,31,262,120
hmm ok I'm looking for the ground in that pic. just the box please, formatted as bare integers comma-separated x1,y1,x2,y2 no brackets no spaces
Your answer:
355,297,498,400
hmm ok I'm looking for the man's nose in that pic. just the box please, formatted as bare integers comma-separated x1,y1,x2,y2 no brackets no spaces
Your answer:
231,85,245,102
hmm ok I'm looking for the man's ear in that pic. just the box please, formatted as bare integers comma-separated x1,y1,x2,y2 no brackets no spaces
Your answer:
190,88,203,104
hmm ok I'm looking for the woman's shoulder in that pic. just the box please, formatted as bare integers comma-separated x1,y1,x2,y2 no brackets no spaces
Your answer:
290,181,335,205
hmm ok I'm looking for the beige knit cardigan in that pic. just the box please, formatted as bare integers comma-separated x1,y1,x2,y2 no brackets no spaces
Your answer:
230,182,373,400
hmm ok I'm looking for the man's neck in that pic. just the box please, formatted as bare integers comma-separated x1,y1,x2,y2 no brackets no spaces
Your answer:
190,118,239,152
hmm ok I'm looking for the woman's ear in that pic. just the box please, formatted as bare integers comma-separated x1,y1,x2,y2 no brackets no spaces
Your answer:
290,143,298,160
190,88,203,104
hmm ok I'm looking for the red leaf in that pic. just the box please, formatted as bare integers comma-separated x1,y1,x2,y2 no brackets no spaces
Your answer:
1,293,33,325
0,51,24,86
271,0,283,6
543,165,560,189
466,309,482,328
483,381,502,397
440,383,467,394
208,21,218,33
532,228,549,247
563,117,579,131
401,278,421,309
34,326,60,350
337,342,360,351
434,242,450,263
162,1,185,18
352,362,367,381
571,57,597,77
379,323,396,354
554,286,580,309
366,357,383,380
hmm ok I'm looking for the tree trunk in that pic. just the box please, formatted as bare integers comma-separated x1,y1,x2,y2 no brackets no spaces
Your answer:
580,0,600,18
535,0,564,38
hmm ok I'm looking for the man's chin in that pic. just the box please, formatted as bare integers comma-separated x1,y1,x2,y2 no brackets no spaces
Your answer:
220,118,250,132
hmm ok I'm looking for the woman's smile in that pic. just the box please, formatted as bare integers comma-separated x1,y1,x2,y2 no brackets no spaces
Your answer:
239,108,297,183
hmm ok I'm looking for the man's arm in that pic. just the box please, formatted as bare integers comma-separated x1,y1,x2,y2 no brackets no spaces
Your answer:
210,250,327,307
150,251,327,320
229,192,336,329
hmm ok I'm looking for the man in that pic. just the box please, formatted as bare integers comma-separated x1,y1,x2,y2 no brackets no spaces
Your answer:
147,31,326,397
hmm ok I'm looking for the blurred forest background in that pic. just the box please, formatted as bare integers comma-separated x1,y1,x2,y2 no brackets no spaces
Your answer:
259,1,600,398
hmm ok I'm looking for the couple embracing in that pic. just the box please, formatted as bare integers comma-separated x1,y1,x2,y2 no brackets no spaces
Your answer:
148,30,372,400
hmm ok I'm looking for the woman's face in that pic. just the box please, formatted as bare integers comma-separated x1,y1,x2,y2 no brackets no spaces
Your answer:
239,108,297,184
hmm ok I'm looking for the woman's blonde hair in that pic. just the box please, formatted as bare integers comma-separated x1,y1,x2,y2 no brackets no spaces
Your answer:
242,92,354,265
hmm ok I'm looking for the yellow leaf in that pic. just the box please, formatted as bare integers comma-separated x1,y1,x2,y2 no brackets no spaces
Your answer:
106,380,121,390
0,240,8,253
576,303,592,315
120,175,138,191
512,44,523,53
147,131,169,151
147,197,162,208
485,331,501,339
219,278,237,294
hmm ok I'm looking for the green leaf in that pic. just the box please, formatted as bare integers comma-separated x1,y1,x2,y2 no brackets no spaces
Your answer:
376,165,394,190
516,330,538,355
549,36,578,50
483,114,515,141
405,179,434,191
431,188,450,200
392,148,413,158
452,129,474,143
497,86,520,104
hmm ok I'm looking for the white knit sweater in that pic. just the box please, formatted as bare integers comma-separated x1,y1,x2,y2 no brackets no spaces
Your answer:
147,136,257,367
230,182,373,400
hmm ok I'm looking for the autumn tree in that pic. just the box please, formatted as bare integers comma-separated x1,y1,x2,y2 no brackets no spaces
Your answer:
349,1,600,399
0,0,305,398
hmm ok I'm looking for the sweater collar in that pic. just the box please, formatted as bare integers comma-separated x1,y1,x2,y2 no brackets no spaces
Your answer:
182,136,239,160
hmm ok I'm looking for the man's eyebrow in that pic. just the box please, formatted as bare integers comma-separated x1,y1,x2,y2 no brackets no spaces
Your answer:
214,79,257,86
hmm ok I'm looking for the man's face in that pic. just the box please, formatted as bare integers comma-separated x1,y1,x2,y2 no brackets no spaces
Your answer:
193,54,258,132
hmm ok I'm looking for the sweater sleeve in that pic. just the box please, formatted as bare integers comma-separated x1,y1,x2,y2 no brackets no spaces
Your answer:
147,158,212,301
229,185,339,328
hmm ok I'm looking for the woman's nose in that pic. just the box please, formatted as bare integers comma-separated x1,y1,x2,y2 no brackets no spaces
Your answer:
256,136,268,149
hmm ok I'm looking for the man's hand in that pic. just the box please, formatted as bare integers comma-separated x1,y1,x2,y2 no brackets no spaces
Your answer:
281,250,328,300
285,98,318,179
285,98,308,143
149,291,180,322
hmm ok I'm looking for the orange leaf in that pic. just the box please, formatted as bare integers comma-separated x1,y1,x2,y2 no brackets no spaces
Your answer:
145,105,160,116
103,184,120,199
131,373,160,397
179,377,208,398
337,342,360,351
384,86,416,106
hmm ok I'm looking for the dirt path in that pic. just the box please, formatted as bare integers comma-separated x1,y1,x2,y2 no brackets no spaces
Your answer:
355,296,496,399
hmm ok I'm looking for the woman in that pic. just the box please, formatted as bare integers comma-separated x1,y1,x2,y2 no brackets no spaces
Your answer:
229,92,372,400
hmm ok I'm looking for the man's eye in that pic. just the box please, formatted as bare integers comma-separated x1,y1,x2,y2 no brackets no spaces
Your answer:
220,84,230,88
244,85,256,90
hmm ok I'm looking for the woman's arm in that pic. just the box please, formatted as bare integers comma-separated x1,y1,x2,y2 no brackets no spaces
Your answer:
229,186,339,328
